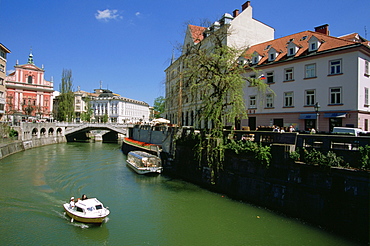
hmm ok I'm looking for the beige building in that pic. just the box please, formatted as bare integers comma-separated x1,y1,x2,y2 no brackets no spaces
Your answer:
164,1,274,127
0,43,11,121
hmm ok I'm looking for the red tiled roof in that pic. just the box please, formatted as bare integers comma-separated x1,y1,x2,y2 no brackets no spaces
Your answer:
189,24,207,44
244,30,360,65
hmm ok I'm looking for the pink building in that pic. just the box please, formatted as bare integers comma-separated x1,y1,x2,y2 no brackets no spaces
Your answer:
6,52,54,120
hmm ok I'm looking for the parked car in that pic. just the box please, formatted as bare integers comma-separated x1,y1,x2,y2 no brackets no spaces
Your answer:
331,127,365,136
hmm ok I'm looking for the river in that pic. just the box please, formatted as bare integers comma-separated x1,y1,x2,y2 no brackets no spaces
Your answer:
0,142,360,245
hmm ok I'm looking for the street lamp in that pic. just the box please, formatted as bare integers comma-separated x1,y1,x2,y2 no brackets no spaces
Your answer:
314,102,320,132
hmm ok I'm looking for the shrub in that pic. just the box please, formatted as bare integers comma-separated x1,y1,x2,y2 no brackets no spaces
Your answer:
224,140,271,167
359,145,370,170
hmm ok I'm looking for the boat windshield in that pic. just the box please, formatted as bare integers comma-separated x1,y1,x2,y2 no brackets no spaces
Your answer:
96,204,103,210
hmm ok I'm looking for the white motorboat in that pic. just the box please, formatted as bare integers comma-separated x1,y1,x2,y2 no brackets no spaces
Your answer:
63,197,110,224
126,151,163,174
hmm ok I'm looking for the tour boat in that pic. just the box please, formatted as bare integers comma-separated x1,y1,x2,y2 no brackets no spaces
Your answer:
126,151,163,174
63,197,110,224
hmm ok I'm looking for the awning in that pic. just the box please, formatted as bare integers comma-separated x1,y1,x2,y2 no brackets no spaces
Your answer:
299,114,317,119
324,113,347,118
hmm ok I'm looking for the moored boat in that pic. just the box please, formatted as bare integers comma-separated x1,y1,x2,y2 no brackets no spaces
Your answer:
126,151,163,174
63,197,110,224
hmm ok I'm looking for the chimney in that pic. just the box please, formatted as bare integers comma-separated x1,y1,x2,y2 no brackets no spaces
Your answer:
242,1,251,11
233,9,239,17
314,24,329,35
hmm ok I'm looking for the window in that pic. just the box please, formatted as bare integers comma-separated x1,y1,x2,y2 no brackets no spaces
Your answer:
266,71,274,83
249,96,256,108
289,48,294,56
0,64,4,73
305,90,315,106
266,94,274,108
305,64,316,78
0,50,6,59
365,60,369,76
284,92,294,107
0,78,3,85
270,53,275,61
311,43,316,50
365,87,369,106
284,68,294,81
28,75,33,84
330,87,342,104
329,59,342,75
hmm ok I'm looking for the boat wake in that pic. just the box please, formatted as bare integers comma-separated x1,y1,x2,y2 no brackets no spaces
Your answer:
54,210,90,228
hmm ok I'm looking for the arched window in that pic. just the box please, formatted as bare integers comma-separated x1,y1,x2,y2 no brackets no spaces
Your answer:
28,75,33,84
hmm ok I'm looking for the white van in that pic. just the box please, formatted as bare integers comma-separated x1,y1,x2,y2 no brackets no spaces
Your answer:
332,127,364,136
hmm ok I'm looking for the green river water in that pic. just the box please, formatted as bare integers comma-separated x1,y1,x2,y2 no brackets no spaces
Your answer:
0,142,361,245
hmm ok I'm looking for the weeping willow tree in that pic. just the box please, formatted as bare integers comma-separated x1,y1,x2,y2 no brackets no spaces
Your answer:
181,26,270,183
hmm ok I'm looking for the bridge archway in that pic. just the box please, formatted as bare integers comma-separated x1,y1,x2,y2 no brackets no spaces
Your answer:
40,128,46,136
32,128,38,137
63,124,127,142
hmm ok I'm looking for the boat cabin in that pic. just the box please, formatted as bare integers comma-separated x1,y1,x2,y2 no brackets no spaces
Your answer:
127,151,161,168
74,198,104,213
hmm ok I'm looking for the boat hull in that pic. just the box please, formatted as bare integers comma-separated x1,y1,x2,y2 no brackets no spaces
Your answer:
63,204,109,224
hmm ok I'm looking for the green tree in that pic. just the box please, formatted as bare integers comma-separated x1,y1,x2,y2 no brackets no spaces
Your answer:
180,23,270,183
153,96,165,118
57,69,75,122
102,113,109,123
81,96,93,122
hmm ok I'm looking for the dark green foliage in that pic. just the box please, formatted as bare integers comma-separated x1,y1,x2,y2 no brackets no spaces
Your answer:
302,148,345,168
224,139,272,167
153,96,165,118
359,145,370,170
57,69,74,122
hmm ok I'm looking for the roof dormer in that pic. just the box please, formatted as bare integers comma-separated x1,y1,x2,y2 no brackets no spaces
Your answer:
308,35,322,52
287,42,299,57
268,47,278,61
252,51,261,64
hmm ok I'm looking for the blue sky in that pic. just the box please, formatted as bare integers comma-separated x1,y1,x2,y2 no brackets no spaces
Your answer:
2,0,369,106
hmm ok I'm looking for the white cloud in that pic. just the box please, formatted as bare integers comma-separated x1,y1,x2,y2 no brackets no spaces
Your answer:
135,12,140,17
95,9,121,21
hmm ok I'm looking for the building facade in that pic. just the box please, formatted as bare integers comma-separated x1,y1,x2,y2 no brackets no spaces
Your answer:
91,89,150,124
73,88,98,123
164,1,370,133
0,43,11,121
5,52,54,121
242,26,370,132
164,1,274,127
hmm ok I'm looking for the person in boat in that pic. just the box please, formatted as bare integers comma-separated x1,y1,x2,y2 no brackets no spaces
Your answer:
69,197,75,208
81,194,88,200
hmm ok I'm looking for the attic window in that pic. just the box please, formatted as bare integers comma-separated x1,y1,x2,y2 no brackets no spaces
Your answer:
301,36,308,41
269,53,275,61
253,56,259,64
287,38,294,44
289,48,295,56
264,45,271,50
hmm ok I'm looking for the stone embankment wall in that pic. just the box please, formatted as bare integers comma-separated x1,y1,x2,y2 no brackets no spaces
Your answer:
0,136,67,159
168,143,369,244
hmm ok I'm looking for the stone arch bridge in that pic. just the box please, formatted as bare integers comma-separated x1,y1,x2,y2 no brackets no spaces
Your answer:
13,122,129,142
